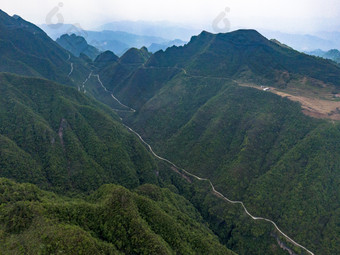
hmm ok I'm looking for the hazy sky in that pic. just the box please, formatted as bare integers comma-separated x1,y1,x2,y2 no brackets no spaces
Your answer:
1,0,340,34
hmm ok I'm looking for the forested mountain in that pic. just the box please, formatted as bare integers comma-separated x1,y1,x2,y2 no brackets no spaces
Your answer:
0,10,134,115
0,178,234,254
0,9,339,255
0,11,237,255
146,30,340,88
94,50,119,68
0,72,158,193
56,34,101,60
0,10,87,86
96,29,340,255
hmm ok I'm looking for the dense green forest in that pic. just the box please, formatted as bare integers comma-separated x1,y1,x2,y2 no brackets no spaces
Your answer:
0,8,339,255
123,73,339,254
0,73,158,193
0,178,235,254
108,31,340,254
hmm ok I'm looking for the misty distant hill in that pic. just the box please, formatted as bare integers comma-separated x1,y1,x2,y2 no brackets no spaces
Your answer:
306,49,340,63
56,34,100,60
40,23,187,55
260,29,339,51
148,39,186,53
99,20,201,41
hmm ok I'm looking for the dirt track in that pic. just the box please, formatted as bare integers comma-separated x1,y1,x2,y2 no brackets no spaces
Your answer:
239,83,340,120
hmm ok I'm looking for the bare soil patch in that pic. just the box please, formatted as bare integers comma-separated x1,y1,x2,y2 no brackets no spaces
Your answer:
238,82,340,120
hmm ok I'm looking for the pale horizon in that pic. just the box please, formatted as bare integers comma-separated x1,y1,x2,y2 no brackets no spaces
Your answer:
1,0,340,36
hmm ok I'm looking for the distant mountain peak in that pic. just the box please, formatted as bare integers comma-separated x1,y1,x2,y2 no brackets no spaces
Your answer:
189,29,269,47
94,50,119,68
216,29,269,45
199,30,213,36
148,28,340,88
56,33,100,59
12,14,21,20
120,47,152,64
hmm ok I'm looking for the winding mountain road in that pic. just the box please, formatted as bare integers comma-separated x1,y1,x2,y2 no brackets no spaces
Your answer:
96,72,314,255
93,74,136,112
68,63,74,77
66,54,73,77
79,71,93,93
70,61,315,255
123,123,313,255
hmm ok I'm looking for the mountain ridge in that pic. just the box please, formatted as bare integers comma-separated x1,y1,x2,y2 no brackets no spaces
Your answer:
1,9,339,255
56,33,101,60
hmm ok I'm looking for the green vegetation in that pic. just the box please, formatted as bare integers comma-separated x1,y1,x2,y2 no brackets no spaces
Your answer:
119,47,151,65
56,34,100,60
0,9,118,109
81,28,340,255
0,73,158,193
0,10,73,84
94,51,119,68
0,178,235,255
147,30,340,88
125,76,340,254
1,9,340,254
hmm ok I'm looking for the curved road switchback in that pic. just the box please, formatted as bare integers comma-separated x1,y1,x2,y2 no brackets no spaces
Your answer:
96,72,315,255
65,58,315,255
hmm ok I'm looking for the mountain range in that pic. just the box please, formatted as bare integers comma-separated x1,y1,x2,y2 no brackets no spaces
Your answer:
40,23,186,56
306,49,340,64
1,9,339,255
40,22,340,54
97,29,340,255
260,29,340,51
98,20,200,41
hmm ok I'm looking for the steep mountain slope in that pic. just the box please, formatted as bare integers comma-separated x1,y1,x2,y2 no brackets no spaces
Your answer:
125,78,339,254
94,50,119,68
1,9,339,254
147,30,340,88
56,34,100,60
0,10,116,109
97,47,162,101
97,30,340,117
0,14,239,252
0,72,271,255
0,10,86,85
0,178,235,255
93,30,340,255
141,82,339,255
0,73,158,193
119,47,151,65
